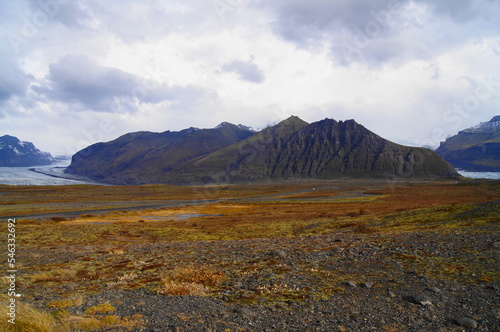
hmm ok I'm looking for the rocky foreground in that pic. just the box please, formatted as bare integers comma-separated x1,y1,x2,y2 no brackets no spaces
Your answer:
28,224,499,331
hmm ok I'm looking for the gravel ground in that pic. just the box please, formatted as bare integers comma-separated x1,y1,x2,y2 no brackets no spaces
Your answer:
26,226,498,332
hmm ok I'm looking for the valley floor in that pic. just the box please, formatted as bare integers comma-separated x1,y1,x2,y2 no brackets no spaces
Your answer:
0,179,498,331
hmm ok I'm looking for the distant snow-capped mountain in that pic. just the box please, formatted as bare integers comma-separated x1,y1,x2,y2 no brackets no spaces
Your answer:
465,115,500,133
436,116,500,172
0,135,54,167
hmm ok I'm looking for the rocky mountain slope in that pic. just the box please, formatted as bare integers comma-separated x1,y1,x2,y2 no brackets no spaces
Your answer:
67,117,458,184
178,117,457,184
436,116,500,172
0,135,54,167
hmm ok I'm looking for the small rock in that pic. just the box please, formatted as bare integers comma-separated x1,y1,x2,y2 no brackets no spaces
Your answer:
275,302,288,309
345,281,357,287
268,249,287,259
387,291,396,298
486,284,498,291
455,317,478,329
360,282,374,289
232,281,244,289
426,287,441,293
235,307,255,318
409,294,432,306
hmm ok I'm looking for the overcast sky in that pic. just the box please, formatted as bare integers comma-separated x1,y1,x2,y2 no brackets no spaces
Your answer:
1,0,499,154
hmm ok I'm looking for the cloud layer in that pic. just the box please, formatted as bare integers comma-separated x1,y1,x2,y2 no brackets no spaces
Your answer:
31,55,212,113
0,0,499,154
221,59,266,83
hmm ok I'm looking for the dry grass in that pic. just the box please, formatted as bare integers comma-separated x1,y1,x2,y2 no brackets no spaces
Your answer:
29,269,77,283
347,222,376,234
0,295,143,332
46,295,83,310
84,302,116,315
0,296,55,332
159,280,209,296
158,265,225,296
168,265,225,286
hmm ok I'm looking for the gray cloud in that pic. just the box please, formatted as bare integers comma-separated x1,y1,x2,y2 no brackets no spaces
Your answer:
221,59,265,83
257,0,396,46
32,55,213,112
256,0,500,66
0,61,30,103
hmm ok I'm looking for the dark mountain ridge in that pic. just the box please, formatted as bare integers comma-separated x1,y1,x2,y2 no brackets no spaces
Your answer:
67,117,458,185
436,116,500,172
175,117,457,184
0,135,54,167
66,122,255,184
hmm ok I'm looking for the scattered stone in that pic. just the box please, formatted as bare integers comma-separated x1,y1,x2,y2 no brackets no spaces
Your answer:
329,248,344,254
268,249,287,259
454,317,478,328
486,284,498,291
232,281,244,289
360,282,374,289
409,294,432,306
387,291,396,298
426,287,441,293
275,302,288,309
345,281,357,287
235,307,255,318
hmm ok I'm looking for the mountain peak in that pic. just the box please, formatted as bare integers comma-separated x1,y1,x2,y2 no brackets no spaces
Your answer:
278,115,308,126
215,122,235,129
489,115,500,123
216,122,256,132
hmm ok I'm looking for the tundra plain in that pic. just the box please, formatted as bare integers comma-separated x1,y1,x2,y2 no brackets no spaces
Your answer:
0,179,499,331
